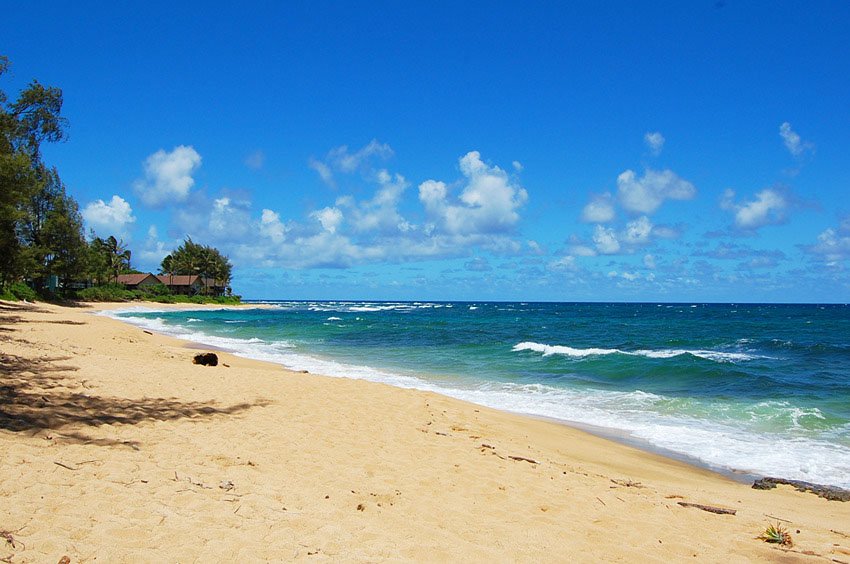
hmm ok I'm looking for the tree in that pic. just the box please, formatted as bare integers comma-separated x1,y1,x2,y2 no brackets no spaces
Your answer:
0,55,69,289
89,235,131,283
160,238,232,294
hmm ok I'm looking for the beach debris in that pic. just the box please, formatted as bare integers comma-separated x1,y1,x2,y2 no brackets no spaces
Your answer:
58,556,71,564
677,502,736,515
758,522,793,546
1,531,19,549
611,479,644,488
192,352,218,366
508,455,538,464
143,330,153,335
752,477,850,501
219,480,235,491
356,503,365,511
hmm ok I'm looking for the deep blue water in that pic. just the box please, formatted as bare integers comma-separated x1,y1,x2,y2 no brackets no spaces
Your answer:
111,301,850,488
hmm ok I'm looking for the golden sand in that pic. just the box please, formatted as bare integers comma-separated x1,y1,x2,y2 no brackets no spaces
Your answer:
1,301,848,562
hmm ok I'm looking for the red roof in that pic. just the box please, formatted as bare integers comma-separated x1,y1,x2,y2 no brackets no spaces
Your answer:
156,274,200,286
116,273,158,286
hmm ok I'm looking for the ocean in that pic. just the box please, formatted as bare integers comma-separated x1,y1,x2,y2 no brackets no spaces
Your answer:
107,301,850,489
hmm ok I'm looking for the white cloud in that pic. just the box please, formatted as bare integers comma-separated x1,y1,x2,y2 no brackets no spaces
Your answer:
346,170,412,233
308,158,335,186
310,140,394,186
512,161,524,172
526,240,545,255
582,193,615,223
623,216,653,245
548,256,577,271
617,168,696,214
137,224,172,266
332,139,393,173
143,149,534,271
133,145,202,207
722,188,787,230
644,131,665,155
260,209,287,244
312,207,343,233
805,220,850,263
593,225,621,254
418,151,528,236
82,195,136,237
643,254,656,269
570,244,597,257
779,122,812,157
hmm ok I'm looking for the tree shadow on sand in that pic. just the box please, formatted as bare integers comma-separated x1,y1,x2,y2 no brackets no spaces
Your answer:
0,305,268,447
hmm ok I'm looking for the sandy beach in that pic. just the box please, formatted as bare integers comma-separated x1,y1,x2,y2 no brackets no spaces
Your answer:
1,300,849,562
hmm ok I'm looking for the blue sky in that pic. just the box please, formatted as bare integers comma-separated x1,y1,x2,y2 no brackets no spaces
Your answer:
4,2,849,301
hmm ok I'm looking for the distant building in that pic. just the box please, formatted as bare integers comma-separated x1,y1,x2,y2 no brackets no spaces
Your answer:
115,273,161,290
116,273,226,296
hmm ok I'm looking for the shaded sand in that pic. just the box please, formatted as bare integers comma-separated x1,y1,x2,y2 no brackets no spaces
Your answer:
1,301,849,562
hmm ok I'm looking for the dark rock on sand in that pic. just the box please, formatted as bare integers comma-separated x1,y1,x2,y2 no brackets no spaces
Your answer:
752,477,850,501
193,352,219,366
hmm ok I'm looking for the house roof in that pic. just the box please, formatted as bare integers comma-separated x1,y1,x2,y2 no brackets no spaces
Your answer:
116,273,159,285
156,274,200,286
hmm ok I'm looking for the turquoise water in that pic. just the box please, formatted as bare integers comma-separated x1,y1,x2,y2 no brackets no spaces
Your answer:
111,301,850,488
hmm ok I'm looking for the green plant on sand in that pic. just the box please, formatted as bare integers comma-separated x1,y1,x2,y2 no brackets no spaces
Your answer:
758,522,793,547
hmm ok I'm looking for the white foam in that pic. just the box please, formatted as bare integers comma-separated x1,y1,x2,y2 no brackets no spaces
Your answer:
327,316,342,321
513,342,620,357
108,312,850,489
513,341,770,363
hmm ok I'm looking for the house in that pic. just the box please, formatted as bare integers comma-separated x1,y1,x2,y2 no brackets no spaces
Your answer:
156,275,227,296
116,273,227,296
115,273,161,290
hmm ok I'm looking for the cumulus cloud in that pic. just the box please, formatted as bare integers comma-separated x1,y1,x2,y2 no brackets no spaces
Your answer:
779,122,813,157
259,209,287,244
643,254,656,269
804,218,850,263
582,193,615,223
617,168,696,214
345,170,413,234
644,131,665,155
623,216,653,245
593,225,620,254
721,188,787,230
82,195,136,237
311,207,344,233
310,139,394,186
135,149,535,272
133,145,202,207
419,151,528,236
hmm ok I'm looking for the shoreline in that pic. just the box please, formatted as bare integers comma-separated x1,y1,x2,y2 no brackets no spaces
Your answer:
102,301,822,489
2,300,849,561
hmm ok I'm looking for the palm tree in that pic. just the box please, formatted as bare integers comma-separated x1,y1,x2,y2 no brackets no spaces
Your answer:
104,235,130,282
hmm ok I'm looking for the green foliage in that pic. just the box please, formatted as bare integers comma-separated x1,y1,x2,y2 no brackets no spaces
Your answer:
74,282,241,304
75,284,135,302
138,283,172,297
161,238,232,295
0,281,39,301
89,235,131,283
758,522,792,546
0,55,79,290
